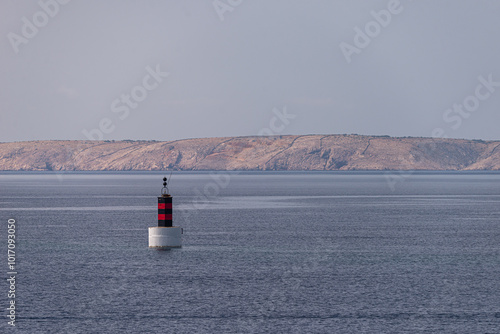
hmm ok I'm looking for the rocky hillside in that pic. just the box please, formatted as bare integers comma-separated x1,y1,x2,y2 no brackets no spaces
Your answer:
0,135,499,171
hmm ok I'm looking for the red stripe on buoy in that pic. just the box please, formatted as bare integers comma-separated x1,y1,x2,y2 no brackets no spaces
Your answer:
158,214,172,220
158,203,172,209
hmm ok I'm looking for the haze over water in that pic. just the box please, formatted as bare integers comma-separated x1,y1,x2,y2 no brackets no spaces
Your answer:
1,172,499,333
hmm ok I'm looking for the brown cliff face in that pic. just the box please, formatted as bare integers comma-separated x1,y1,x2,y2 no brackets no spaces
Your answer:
0,135,499,171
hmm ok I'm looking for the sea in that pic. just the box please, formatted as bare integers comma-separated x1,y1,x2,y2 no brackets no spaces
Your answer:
0,171,499,334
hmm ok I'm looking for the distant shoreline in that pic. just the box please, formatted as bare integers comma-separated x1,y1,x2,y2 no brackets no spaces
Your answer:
1,135,499,171
2,170,500,174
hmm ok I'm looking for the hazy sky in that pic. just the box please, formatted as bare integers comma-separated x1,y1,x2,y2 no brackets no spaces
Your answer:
1,0,499,142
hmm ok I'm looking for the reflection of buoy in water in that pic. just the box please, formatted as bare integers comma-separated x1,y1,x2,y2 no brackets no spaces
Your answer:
149,176,182,249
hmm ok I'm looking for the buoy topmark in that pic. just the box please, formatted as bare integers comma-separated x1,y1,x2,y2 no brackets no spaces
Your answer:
149,176,182,249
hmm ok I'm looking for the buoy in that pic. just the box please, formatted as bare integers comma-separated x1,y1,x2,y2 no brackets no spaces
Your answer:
149,176,182,248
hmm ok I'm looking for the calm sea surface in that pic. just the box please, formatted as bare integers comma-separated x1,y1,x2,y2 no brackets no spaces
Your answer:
1,171,499,333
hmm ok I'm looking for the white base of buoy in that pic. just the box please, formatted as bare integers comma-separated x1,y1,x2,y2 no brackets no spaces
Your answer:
149,227,182,248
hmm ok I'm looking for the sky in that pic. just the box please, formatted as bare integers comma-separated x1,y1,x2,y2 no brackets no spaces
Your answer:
1,0,499,142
